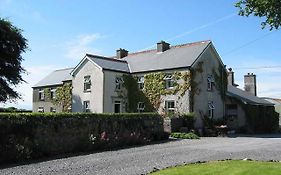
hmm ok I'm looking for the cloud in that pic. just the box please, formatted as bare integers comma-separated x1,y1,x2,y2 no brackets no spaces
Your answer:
0,65,59,109
64,33,103,60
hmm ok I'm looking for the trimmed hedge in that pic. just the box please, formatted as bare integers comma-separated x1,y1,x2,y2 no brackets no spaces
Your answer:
0,113,167,164
170,132,199,139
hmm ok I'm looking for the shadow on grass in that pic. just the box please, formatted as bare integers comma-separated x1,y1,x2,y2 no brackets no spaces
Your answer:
227,133,281,138
0,138,180,170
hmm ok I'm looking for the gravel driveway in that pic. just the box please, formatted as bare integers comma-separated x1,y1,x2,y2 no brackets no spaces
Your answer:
1,134,281,175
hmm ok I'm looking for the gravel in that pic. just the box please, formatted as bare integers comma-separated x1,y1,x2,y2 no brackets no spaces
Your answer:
1,134,281,175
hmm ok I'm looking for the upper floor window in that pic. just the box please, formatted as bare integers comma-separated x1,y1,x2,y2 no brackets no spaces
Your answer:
165,100,175,113
207,74,215,91
137,76,144,90
164,74,175,89
84,76,91,92
137,102,145,113
115,77,124,91
50,88,56,99
208,101,215,119
83,101,90,112
39,89,44,101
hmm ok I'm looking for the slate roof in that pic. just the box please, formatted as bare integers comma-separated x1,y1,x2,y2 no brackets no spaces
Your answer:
124,40,211,73
86,54,130,73
227,85,274,106
33,68,73,88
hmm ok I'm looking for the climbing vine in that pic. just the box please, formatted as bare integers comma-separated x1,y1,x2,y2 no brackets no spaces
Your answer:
44,82,72,112
212,64,228,100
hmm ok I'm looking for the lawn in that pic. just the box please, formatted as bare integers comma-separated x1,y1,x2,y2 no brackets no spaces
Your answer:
150,160,281,175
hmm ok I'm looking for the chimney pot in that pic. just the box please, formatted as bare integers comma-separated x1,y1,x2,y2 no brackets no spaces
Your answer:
157,41,170,52
116,48,128,59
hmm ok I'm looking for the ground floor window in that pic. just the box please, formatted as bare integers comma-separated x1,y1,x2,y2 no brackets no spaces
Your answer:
38,107,44,112
83,101,90,112
137,102,145,113
208,101,215,119
165,100,175,113
114,101,121,113
50,107,56,113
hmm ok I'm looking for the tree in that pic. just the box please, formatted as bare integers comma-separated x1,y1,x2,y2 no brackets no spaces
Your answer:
0,18,28,102
235,0,281,30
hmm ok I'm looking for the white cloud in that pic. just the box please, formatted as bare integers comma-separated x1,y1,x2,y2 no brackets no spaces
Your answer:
64,33,103,60
0,65,59,109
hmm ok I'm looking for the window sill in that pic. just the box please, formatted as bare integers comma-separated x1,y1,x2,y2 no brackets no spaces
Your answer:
84,90,91,93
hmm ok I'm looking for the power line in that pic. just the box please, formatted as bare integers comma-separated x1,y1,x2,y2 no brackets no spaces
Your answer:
233,65,281,70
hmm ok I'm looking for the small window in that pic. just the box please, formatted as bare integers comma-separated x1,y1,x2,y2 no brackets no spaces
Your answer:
208,101,215,119
50,88,56,99
83,101,90,112
164,74,175,89
50,107,56,113
207,75,215,91
39,89,44,101
115,77,124,91
137,76,144,90
114,100,121,113
137,102,145,113
38,107,44,112
165,100,175,113
84,76,91,92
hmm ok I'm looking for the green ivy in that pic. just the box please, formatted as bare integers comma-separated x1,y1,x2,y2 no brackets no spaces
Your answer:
212,64,228,100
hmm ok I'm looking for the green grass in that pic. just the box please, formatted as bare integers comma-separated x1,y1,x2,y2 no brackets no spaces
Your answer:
150,160,281,175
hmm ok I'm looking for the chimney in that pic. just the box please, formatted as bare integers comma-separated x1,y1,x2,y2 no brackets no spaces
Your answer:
157,41,170,52
116,48,128,59
244,73,257,96
227,68,234,86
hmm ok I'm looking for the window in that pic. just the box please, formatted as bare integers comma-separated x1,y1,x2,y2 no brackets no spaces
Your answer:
207,75,215,91
84,76,91,92
165,100,175,113
208,101,215,119
83,101,90,112
115,77,124,91
137,76,144,90
38,89,44,101
137,102,145,113
38,107,44,112
50,88,56,99
50,107,56,113
164,74,175,89
114,101,121,113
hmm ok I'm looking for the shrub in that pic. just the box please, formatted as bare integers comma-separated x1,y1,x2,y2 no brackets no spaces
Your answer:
0,112,166,164
180,113,195,129
170,132,199,139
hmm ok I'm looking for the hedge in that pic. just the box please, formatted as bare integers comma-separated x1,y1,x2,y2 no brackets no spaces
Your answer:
0,113,167,164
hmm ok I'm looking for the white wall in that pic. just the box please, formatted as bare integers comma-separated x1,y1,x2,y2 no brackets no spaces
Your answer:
72,59,104,113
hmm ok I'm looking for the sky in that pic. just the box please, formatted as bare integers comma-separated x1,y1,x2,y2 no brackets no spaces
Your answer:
0,0,280,110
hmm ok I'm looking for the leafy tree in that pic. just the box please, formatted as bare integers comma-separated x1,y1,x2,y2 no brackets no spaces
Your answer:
0,18,28,102
235,0,281,30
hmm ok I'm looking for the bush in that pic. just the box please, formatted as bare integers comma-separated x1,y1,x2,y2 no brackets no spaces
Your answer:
180,113,195,130
0,112,166,164
170,132,199,139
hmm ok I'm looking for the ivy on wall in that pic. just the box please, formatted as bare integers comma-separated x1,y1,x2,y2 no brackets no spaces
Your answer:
123,71,191,114
44,82,72,112
212,64,228,100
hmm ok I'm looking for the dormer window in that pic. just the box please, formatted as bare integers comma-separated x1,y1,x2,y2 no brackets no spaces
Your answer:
115,77,124,91
39,89,44,101
84,75,91,92
207,74,215,91
137,76,144,90
164,74,175,89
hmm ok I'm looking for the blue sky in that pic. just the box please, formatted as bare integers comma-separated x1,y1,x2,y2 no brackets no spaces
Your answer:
0,0,280,109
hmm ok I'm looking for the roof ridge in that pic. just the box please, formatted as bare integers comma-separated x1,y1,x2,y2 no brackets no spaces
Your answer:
54,67,74,72
86,53,128,63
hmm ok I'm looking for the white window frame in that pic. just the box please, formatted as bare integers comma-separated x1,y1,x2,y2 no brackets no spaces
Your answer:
207,74,215,91
208,101,215,119
137,76,144,90
114,100,122,113
39,89,44,101
50,107,56,113
83,101,90,112
164,74,175,89
38,107,44,112
165,100,175,113
84,76,91,92
115,77,124,91
137,102,145,113
50,88,56,99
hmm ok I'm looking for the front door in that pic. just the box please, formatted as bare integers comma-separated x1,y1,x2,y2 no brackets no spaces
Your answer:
114,101,121,113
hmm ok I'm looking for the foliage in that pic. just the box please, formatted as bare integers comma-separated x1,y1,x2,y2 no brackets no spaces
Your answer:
235,0,281,30
44,82,72,112
212,65,228,100
0,18,28,102
0,112,167,163
180,113,195,129
150,160,281,175
170,132,199,139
